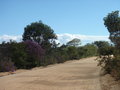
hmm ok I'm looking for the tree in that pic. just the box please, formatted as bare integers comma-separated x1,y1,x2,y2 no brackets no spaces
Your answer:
93,41,113,55
24,40,45,67
104,11,120,48
22,21,57,49
96,11,120,78
93,41,110,49
0,40,45,69
66,38,81,47
84,44,98,56
0,41,16,72
66,46,79,60
78,44,97,58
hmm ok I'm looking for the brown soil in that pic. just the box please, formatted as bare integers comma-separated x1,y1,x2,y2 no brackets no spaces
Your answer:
100,73,120,90
0,57,101,90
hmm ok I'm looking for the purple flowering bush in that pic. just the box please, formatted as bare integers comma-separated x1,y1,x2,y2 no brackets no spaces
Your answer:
0,40,45,70
24,40,45,67
24,40,45,59
0,59,15,72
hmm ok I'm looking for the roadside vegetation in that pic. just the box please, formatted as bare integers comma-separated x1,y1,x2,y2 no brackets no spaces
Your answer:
0,21,99,72
97,10,120,80
1,10,119,76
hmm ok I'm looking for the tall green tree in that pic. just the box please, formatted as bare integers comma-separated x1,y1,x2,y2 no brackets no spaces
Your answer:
93,41,113,55
104,11,120,48
66,38,81,47
93,41,110,49
23,21,57,49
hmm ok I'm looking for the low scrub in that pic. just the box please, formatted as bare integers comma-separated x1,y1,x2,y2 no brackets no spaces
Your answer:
97,54,120,80
0,59,16,72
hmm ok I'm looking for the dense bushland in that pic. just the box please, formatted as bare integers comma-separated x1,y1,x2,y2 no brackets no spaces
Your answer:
0,21,98,72
97,10,120,80
0,40,45,70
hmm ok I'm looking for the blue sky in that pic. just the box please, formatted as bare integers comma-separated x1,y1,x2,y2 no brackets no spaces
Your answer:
0,0,120,44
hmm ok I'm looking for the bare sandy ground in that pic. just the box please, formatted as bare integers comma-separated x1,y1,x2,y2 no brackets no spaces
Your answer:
100,74,120,90
0,57,101,90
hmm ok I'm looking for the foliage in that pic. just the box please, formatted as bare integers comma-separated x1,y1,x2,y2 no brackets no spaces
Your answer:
0,59,15,72
22,21,57,50
66,38,81,47
97,55,120,80
0,41,13,60
40,45,69,66
0,21,98,72
77,46,87,58
66,46,79,60
78,43,98,58
93,41,114,56
97,10,120,80
0,40,98,72
0,40,45,70
84,44,98,57
57,45,69,63
104,11,120,48
24,40,45,67
94,41,110,49
10,42,29,69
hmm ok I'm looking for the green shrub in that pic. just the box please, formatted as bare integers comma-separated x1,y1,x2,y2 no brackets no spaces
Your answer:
0,59,16,72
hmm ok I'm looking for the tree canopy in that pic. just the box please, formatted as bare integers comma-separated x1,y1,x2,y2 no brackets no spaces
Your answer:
104,11,120,48
93,41,113,55
93,41,110,49
66,38,81,47
22,21,57,49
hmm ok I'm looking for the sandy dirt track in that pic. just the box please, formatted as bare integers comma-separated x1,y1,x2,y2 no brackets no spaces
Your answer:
0,57,101,90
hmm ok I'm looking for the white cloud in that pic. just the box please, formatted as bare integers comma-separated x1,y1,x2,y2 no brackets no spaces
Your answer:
0,34,109,45
56,33,109,45
0,35,22,42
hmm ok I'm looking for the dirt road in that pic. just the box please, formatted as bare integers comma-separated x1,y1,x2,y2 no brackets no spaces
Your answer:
0,57,101,90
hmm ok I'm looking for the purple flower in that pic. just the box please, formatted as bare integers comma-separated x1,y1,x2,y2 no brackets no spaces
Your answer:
24,40,45,60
